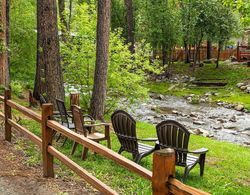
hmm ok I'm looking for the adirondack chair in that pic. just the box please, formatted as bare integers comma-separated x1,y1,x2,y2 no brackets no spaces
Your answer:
111,110,157,164
156,120,208,180
71,105,111,160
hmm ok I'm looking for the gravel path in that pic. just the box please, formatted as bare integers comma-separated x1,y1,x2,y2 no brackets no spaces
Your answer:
0,127,96,195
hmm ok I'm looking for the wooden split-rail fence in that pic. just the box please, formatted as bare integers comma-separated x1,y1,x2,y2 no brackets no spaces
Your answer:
0,89,210,195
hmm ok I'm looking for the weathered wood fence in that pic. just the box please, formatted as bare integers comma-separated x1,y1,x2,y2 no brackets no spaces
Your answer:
0,89,209,194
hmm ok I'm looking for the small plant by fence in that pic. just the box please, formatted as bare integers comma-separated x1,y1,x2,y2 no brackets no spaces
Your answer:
0,89,209,194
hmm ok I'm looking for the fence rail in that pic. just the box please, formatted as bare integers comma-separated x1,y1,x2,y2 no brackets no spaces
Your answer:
0,89,209,194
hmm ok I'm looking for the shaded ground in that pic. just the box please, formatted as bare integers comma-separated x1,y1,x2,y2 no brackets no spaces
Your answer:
0,127,96,195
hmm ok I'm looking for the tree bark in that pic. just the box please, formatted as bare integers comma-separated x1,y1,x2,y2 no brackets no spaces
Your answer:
162,43,167,66
124,0,135,53
184,41,190,63
207,40,212,60
90,0,111,120
58,0,68,41
216,41,222,68
34,0,65,107
0,0,10,87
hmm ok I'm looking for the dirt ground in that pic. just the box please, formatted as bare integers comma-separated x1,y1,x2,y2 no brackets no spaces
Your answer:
0,128,97,195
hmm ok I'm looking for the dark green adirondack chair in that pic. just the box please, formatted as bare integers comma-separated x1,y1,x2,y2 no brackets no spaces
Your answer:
156,120,208,180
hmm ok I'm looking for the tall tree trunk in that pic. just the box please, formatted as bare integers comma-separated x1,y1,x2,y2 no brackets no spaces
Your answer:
216,41,222,68
124,0,135,53
0,0,10,87
68,0,73,32
184,41,190,63
34,0,65,107
162,43,167,66
90,0,111,120
58,0,68,41
207,40,212,60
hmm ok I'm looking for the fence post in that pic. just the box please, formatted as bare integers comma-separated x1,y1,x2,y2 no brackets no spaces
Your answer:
4,89,11,142
152,148,175,195
70,92,80,107
237,41,240,62
41,103,54,177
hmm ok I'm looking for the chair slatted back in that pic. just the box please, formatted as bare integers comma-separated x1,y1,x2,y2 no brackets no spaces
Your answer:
56,99,70,127
156,120,190,166
111,110,138,153
39,94,47,105
72,105,87,136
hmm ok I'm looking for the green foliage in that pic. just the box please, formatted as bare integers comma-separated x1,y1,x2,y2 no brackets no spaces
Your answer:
223,0,250,27
62,3,161,113
9,0,36,84
180,0,238,47
10,80,24,98
136,0,182,54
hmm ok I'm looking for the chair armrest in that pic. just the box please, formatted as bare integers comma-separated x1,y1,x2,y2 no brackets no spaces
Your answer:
53,111,60,116
83,114,95,121
84,123,109,128
137,138,158,142
189,148,208,154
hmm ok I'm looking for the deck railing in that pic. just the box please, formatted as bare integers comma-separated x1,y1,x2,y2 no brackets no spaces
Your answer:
0,89,209,194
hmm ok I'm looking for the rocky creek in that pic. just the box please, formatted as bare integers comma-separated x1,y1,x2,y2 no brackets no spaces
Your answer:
128,94,250,146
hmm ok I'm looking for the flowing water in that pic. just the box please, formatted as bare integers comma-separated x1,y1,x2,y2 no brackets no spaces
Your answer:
128,95,250,146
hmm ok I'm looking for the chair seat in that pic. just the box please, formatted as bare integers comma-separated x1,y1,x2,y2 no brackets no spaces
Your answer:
87,132,105,140
62,122,75,129
186,154,199,167
138,143,154,154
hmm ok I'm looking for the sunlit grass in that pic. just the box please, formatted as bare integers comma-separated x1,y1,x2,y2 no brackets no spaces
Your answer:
9,114,250,194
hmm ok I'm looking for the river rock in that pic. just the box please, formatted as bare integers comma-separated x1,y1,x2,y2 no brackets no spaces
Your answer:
223,123,236,129
193,120,205,125
236,83,245,88
229,115,237,122
234,104,244,111
172,110,179,115
190,112,198,117
204,92,212,96
187,97,192,102
240,85,247,90
213,125,222,130
246,87,250,93
190,128,202,135
242,131,250,136
199,98,206,103
217,118,227,123
209,115,218,119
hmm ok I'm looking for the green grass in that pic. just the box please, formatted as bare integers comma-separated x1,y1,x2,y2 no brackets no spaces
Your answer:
10,115,250,194
148,63,250,110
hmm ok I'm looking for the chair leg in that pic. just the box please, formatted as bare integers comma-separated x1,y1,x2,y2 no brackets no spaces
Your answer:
81,147,89,160
71,141,78,155
183,167,190,181
107,138,111,149
62,137,68,146
135,154,143,164
56,133,62,142
118,147,123,154
199,153,206,176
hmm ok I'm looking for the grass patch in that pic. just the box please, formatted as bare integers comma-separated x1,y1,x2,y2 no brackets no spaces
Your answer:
7,112,250,194
148,63,250,110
